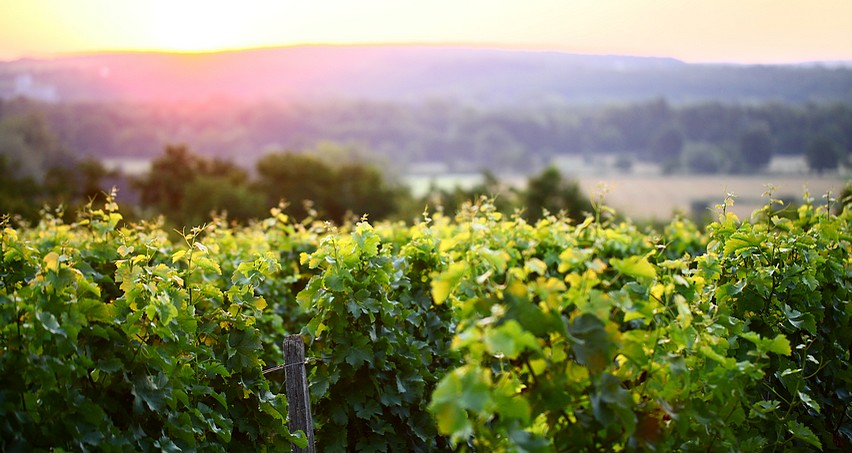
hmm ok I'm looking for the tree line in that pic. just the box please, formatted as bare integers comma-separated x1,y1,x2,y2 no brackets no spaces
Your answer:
1,97,850,174
132,144,592,228
2,99,849,227
0,115,592,227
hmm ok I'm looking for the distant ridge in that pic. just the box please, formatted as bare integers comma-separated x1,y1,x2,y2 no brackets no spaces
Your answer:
1,45,851,104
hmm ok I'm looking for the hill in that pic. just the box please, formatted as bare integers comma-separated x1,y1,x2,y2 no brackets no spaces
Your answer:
2,45,852,104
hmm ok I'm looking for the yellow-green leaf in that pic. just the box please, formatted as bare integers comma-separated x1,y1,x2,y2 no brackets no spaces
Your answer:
611,255,656,280
524,258,547,276
171,249,187,263
673,294,692,328
431,280,452,305
43,252,60,272
765,334,791,356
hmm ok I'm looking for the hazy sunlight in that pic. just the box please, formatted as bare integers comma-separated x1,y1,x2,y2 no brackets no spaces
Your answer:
141,1,256,53
2,0,852,62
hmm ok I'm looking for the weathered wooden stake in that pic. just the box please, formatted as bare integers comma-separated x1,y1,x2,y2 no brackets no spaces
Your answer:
283,334,315,453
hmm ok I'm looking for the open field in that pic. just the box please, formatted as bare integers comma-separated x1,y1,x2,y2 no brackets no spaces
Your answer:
577,175,849,221
405,154,849,221
403,172,849,221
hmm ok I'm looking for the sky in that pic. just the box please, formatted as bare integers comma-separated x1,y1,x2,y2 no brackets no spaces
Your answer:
1,0,851,64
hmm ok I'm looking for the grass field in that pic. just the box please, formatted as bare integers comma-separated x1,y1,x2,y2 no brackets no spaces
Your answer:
576,175,849,221
403,172,849,222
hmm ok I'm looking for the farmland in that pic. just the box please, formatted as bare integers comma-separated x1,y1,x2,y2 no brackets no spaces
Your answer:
575,175,849,220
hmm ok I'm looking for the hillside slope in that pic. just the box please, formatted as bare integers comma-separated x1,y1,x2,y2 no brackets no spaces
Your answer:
2,45,851,104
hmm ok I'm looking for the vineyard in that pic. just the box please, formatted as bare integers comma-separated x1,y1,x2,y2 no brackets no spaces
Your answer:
1,190,850,451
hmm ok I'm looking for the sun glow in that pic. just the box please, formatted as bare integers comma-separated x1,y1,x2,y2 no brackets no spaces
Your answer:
136,1,270,53
1,0,851,63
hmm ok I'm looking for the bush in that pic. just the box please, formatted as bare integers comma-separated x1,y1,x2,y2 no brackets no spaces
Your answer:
3,193,849,451
0,197,305,451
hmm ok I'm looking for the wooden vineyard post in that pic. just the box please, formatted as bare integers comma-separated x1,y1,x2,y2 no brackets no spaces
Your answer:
283,334,315,453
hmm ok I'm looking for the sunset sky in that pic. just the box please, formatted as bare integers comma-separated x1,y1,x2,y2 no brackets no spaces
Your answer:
1,0,851,64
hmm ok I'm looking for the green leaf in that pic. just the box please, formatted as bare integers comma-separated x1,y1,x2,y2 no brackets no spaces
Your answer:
133,375,167,412
493,376,532,425
455,368,492,411
289,431,309,449
226,330,262,371
432,261,467,304
354,223,381,257
798,391,821,414
432,401,470,438
194,256,221,275
750,400,781,419
43,251,60,272
741,332,790,356
700,345,735,369
430,366,492,438
171,249,187,263
591,373,635,433
787,420,822,449
723,233,762,255
324,272,347,292
208,406,234,443
355,399,382,419
97,358,123,373
176,313,197,334
765,334,791,356
714,280,746,303
78,298,115,323
505,295,566,337
782,304,817,334
344,335,373,368
484,320,540,360
203,362,231,378
76,278,101,297
524,258,548,276
673,294,692,328
568,313,613,373
509,429,551,453
610,255,656,280
37,311,66,337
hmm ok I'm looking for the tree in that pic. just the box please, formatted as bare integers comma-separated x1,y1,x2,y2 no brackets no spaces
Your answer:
738,125,773,170
254,151,406,224
0,156,104,223
649,127,685,164
181,176,266,226
806,136,841,174
0,112,72,181
423,170,517,216
254,152,339,221
135,144,207,217
523,166,591,222
334,163,401,222
41,158,110,205
75,158,111,202
0,155,41,222
135,144,261,226
682,142,726,174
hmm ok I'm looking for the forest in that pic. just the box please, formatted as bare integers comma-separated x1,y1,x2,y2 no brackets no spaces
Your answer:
2,97,851,166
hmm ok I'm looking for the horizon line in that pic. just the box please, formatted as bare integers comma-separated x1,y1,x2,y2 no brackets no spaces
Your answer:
2,42,851,67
